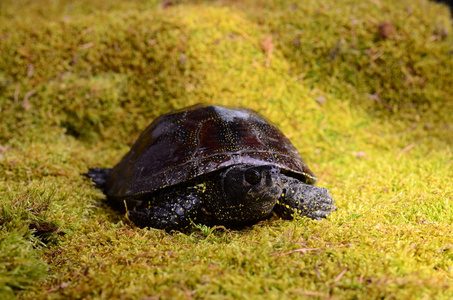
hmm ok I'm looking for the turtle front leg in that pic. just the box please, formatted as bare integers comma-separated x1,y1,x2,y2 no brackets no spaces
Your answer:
127,186,202,231
274,175,337,220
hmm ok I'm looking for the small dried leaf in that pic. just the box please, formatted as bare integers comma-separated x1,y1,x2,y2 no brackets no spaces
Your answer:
378,22,395,39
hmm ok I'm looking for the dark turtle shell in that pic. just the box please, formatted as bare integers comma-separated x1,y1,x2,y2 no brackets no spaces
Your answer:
105,104,317,198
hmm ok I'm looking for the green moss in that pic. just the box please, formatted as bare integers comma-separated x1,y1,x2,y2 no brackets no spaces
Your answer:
0,0,452,299
0,228,48,298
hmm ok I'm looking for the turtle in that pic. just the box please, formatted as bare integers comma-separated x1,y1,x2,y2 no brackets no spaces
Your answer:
86,104,336,231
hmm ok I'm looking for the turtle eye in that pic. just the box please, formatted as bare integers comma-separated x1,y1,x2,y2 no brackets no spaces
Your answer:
245,169,261,185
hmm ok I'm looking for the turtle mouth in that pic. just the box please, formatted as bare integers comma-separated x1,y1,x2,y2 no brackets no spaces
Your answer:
254,201,276,212
215,201,275,223
247,185,282,204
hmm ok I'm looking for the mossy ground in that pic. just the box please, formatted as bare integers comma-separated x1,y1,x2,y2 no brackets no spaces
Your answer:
0,0,452,299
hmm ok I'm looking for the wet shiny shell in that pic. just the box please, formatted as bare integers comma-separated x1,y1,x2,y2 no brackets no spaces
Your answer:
106,104,317,198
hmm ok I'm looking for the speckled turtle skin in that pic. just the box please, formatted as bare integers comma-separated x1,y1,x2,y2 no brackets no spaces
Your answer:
86,104,336,230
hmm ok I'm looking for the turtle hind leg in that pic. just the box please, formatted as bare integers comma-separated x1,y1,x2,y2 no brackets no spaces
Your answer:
84,168,112,191
275,175,337,220
127,185,202,231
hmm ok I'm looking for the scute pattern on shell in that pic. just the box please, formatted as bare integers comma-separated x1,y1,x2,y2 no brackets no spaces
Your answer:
105,104,317,198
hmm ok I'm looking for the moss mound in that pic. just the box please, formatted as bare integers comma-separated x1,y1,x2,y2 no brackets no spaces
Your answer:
0,0,452,298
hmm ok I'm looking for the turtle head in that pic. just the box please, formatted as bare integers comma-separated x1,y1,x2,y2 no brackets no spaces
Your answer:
207,164,283,224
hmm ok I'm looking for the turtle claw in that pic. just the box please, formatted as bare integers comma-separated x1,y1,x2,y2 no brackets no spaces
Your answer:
275,175,337,220
309,204,337,220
